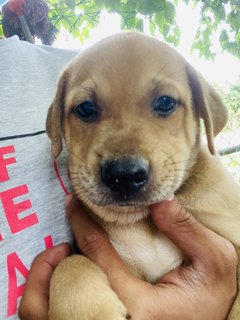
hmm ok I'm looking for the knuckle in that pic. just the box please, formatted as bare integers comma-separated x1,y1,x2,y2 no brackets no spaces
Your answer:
30,252,47,271
208,239,238,278
174,206,196,230
77,230,107,257
226,241,238,262
220,240,238,271
31,250,47,265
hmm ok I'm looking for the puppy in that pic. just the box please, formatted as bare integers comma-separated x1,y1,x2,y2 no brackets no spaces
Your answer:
46,32,240,319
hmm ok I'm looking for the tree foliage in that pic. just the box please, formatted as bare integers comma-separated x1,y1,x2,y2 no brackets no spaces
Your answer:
218,82,240,130
217,82,240,179
192,0,240,59
1,0,239,59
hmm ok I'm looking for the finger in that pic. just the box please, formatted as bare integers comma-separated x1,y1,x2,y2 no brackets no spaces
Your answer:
150,198,223,262
66,194,133,282
19,243,71,320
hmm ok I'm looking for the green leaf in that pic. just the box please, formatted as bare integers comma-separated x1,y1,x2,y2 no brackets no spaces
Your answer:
164,1,176,24
150,0,165,7
94,0,106,7
135,18,144,31
192,38,216,60
105,0,121,9
219,29,229,43
165,25,180,46
228,42,240,58
137,0,160,15
82,26,91,38
236,32,240,42
228,11,240,32
0,24,3,38
149,21,156,34
119,0,137,12
213,3,226,22
48,0,59,5
163,24,170,37
64,0,76,9
154,11,166,31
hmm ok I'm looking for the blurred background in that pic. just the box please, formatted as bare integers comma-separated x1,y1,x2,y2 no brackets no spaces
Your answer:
1,0,239,180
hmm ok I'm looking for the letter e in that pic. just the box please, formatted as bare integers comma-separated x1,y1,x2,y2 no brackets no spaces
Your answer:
0,185,38,234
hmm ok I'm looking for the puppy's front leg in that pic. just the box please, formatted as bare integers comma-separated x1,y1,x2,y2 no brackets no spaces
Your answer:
49,255,128,320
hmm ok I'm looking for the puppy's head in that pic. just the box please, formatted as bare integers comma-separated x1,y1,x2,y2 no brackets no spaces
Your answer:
46,32,227,224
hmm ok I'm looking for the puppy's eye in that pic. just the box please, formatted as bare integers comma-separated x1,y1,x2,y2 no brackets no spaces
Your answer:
154,96,177,116
73,101,98,122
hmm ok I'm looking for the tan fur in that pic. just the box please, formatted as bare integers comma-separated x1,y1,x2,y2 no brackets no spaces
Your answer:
46,32,240,319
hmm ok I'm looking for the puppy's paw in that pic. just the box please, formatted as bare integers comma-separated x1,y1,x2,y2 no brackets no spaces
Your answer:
49,255,129,320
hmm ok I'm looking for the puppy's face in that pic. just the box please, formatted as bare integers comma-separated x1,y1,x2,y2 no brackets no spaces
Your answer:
47,32,227,224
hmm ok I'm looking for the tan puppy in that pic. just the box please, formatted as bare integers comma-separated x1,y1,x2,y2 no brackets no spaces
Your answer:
46,32,240,319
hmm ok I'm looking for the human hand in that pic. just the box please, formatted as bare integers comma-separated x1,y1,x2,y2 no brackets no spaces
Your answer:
66,195,238,320
19,195,237,320
18,243,71,320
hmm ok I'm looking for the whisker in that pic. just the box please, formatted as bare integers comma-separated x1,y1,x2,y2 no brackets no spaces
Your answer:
164,157,198,166
68,151,88,167
152,62,171,83
148,139,162,156
168,168,193,173
83,66,98,89
153,64,184,85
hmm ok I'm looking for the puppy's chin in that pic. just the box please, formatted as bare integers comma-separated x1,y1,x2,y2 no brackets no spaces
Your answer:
81,195,174,225
88,201,150,224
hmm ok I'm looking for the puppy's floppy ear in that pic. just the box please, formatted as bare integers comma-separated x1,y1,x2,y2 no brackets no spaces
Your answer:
46,71,67,159
186,63,228,155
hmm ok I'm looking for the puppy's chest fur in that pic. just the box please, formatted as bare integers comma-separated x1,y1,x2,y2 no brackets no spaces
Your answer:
104,220,183,283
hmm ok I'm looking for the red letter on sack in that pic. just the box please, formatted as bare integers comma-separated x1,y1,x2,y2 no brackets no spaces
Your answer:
7,252,29,316
0,185,38,234
7,238,53,316
0,146,16,182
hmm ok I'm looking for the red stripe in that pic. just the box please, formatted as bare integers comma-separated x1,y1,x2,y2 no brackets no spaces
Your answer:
44,235,53,249
53,160,69,195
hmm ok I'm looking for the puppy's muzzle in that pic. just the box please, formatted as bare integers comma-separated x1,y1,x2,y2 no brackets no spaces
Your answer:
101,157,149,200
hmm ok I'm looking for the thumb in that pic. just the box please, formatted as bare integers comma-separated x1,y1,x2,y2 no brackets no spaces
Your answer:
66,194,134,282
19,243,71,320
150,198,215,261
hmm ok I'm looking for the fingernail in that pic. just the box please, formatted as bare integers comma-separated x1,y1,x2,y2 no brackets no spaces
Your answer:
65,193,73,206
55,242,70,247
151,197,175,215
166,195,175,202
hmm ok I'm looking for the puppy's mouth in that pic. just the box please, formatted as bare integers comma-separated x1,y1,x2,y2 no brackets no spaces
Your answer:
71,175,175,224
97,191,173,207
81,192,174,224
70,156,178,223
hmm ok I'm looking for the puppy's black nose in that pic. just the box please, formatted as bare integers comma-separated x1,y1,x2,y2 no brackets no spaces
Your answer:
101,157,149,199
